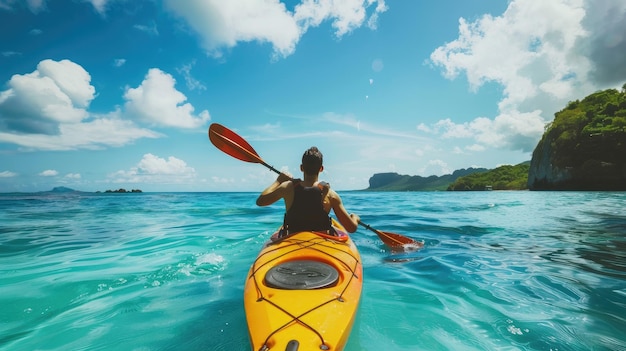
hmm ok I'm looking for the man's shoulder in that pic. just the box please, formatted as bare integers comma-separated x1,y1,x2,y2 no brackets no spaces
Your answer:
328,188,342,201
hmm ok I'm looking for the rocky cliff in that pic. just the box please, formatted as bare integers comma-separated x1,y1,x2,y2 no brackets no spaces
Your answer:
528,88,626,190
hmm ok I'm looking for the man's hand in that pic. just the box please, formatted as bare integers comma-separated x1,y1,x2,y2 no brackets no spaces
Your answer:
277,172,292,183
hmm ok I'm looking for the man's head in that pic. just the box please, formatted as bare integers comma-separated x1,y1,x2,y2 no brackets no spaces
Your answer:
301,146,323,175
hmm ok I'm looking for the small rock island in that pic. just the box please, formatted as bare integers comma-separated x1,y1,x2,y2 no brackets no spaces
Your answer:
101,188,143,193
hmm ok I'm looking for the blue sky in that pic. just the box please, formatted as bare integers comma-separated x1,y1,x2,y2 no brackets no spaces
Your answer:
1,0,625,192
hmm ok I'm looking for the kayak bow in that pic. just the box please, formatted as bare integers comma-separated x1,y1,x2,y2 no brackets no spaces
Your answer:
244,220,362,350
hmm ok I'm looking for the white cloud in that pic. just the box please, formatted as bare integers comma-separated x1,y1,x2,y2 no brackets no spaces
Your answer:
0,59,95,135
87,0,108,14
294,0,388,37
137,153,194,175
164,0,387,59
0,60,166,151
164,0,300,59
0,112,161,151
420,159,452,176
466,144,486,152
428,0,626,153
65,173,81,179
177,61,207,91
124,68,210,128
416,123,432,133
0,171,17,177
421,110,545,152
113,58,126,67
452,146,464,154
134,22,159,36
40,169,58,176
59,113,162,148
110,153,197,184
37,59,95,108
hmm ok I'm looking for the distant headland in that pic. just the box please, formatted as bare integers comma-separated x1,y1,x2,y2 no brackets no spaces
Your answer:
365,163,530,191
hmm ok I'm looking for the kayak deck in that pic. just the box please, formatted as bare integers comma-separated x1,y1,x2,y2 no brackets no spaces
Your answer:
244,225,362,351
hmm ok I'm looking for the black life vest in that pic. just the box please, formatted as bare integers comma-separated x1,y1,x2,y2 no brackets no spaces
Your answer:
283,182,331,233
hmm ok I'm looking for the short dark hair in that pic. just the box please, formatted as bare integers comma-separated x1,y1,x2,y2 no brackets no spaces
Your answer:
302,146,323,175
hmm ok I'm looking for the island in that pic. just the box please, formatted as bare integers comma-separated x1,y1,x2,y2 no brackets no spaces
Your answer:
101,188,143,193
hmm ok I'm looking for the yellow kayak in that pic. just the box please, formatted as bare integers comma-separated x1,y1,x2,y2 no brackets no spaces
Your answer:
244,219,363,351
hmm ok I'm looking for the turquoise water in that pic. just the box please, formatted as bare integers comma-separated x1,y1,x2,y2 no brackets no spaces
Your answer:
1,191,625,351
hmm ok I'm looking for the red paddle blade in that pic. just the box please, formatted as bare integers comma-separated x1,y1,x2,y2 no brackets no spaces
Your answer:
359,220,422,249
378,231,423,249
208,123,263,164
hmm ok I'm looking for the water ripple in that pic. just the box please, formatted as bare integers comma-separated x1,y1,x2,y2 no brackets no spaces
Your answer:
1,191,625,350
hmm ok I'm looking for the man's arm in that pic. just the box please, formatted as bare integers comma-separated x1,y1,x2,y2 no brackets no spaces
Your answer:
256,173,292,206
329,190,360,233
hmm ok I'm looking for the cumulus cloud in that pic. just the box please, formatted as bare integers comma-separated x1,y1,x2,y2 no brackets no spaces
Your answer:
39,169,58,177
164,0,387,59
0,59,95,135
164,0,300,58
422,110,545,152
579,1,626,85
124,68,210,128
0,171,18,177
0,60,205,151
427,0,626,153
110,153,196,184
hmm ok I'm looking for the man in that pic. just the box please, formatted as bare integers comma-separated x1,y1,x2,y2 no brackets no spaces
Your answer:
256,146,360,233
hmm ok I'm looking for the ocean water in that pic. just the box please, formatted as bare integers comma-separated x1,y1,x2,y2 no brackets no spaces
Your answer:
1,191,625,351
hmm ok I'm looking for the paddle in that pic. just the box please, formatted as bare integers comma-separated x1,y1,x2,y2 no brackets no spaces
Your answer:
208,123,422,249
358,220,422,248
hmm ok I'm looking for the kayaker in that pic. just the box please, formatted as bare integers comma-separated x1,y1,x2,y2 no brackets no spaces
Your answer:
256,146,360,233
